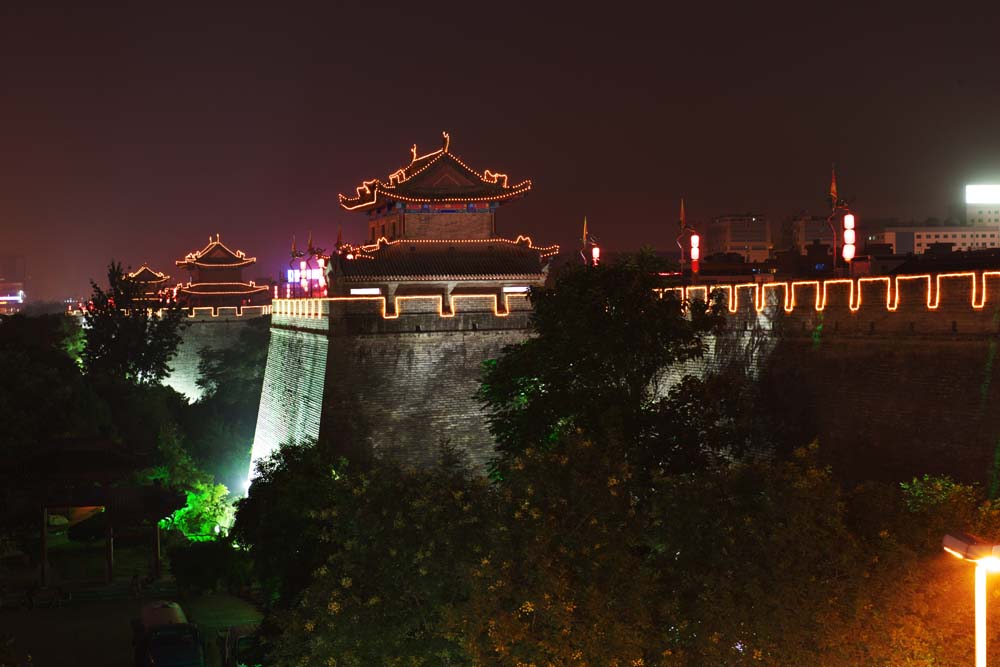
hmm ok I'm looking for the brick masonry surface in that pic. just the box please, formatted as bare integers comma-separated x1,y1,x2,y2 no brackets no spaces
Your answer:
164,312,268,402
249,313,330,475
251,273,1000,484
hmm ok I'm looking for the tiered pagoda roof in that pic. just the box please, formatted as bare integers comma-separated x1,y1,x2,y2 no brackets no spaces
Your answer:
127,264,170,285
338,132,532,212
173,234,268,304
176,234,256,270
336,236,559,282
176,282,267,296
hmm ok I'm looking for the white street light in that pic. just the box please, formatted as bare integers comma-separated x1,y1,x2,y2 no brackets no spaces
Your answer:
944,532,1000,667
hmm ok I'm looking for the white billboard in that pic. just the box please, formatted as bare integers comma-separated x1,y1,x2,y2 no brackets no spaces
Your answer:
966,184,1000,204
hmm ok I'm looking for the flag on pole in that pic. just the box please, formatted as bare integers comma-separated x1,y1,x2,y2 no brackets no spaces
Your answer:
582,216,588,247
829,164,838,206
679,198,686,229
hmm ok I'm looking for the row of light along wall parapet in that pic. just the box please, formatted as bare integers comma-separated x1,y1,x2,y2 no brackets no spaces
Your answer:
271,291,533,320
274,271,1000,320
658,271,1000,314
95,305,273,318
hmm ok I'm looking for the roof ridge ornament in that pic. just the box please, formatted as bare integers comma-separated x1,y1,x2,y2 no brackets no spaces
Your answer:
338,136,531,211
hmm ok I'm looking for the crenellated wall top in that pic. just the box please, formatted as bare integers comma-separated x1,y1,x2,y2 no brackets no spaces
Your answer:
660,271,1000,314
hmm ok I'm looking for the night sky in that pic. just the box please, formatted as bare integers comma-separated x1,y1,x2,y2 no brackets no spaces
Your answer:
4,3,1000,299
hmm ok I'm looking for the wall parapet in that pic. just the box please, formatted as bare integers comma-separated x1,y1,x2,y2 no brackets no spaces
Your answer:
184,305,271,319
662,271,1000,314
271,292,530,320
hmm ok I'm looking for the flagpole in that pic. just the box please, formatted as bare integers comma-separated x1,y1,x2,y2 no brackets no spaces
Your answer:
828,165,839,277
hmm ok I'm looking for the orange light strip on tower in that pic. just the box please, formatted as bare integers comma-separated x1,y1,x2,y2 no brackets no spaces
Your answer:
338,137,529,210
127,265,170,283
339,183,532,210
346,235,560,260
271,292,531,320
176,234,256,268
483,170,509,187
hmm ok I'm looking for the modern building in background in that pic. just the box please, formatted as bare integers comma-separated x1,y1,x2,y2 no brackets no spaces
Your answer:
865,224,1000,255
704,213,771,262
788,215,835,254
0,255,27,315
966,184,1000,224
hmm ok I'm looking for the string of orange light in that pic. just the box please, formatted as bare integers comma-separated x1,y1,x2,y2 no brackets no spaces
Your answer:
338,139,529,209
271,292,532,320
271,271,1000,322
346,235,560,260
652,271,1000,313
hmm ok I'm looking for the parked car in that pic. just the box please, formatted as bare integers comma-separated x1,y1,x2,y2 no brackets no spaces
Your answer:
132,600,205,667
217,623,262,667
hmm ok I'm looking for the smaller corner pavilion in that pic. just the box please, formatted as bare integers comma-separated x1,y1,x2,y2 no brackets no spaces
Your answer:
174,234,270,309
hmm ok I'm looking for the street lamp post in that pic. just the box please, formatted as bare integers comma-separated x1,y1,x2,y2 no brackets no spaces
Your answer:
944,532,1000,667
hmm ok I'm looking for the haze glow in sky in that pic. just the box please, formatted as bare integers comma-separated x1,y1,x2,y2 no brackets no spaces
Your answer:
4,3,1000,299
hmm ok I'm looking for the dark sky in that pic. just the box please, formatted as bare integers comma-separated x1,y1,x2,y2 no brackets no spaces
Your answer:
4,3,1000,299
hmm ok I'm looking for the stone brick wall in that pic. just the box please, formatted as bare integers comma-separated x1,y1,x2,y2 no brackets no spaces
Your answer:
320,297,532,469
164,307,269,402
369,211,403,242
367,211,495,242
403,211,493,240
251,271,1000,485
658,275,1000,484
248,307,330,476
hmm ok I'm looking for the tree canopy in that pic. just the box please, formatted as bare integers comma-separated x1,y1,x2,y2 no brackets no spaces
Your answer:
82,261,186,385
479,252,724,469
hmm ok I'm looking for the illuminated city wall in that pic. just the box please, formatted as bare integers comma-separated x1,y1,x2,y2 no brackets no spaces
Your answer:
248,305,330,474
250,271,1000,484
318,296,533,469
164,306,270,402
664,271,1000,482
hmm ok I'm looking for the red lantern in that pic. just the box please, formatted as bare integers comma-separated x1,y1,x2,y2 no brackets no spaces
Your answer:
842,213,856,263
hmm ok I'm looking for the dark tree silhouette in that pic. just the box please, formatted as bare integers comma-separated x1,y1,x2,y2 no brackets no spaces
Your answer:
82,261,186,385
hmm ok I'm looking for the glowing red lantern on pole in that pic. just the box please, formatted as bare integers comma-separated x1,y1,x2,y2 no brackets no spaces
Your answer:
591,245,600,266
842,213,856,262
690,233,700,273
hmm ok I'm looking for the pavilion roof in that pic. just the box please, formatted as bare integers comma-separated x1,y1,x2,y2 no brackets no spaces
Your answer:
176,234,256,269
127,264,170,284
335,236,558,282
339,132,531,212
177,282,268,295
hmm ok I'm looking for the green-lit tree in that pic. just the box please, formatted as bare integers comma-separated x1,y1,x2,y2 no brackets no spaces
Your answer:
82,260,186,385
